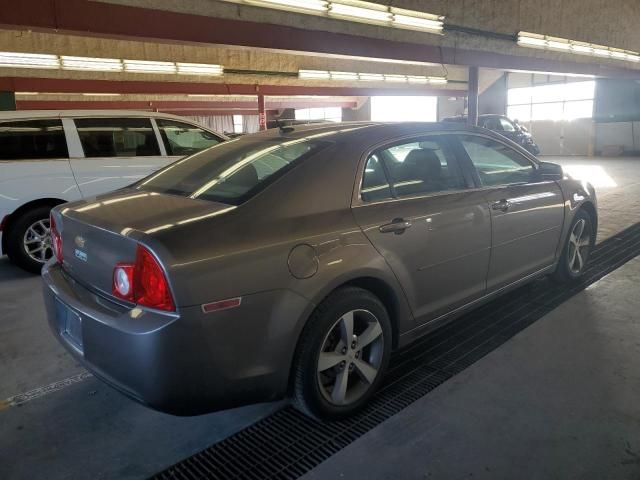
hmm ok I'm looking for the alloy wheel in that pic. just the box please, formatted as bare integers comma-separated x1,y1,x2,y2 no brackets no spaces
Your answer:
23,218,53,264
567,218,591,274
317,309,384,406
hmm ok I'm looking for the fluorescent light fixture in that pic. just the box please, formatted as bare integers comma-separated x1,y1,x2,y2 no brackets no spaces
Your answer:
220,0,443,34
61,56,123,72
0,51,59,69
176,62,224,76
299,69,447,84
299,69,331,80
384,74,407,83
518,31,640,63
330,71,359,81
329,1,391,23
16,92,40,96
81,93,122,97
245,0,328,11
358,73,385,82
124,59,177,74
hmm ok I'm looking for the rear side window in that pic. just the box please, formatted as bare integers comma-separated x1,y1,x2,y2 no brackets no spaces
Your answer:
361,154,392,202
75,118,160,158
0,119,68,160
156,119,221,156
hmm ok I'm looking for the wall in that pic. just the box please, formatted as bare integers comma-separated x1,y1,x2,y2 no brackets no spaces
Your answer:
479,74,507,115
593,79,640,154
342,99,371,122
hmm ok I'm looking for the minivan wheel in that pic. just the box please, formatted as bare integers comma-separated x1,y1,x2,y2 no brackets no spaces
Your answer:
292,287,391,420
553,209,594,283
5,205,54,274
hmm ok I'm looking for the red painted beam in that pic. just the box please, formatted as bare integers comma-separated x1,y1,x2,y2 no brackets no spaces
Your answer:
0,77,462,97
14,99,358,111
1,0,639,78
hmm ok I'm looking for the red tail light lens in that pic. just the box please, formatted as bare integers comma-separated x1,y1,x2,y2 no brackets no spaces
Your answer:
50,213,63,264
112,245,175,312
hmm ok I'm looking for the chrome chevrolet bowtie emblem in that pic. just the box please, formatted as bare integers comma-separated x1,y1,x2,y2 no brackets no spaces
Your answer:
75,236,86,248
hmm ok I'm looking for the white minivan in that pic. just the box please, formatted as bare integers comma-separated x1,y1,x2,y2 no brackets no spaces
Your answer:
0,110,226,273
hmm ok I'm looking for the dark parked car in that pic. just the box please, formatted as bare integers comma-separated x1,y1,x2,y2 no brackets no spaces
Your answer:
43,122,596,420
443,114,540,155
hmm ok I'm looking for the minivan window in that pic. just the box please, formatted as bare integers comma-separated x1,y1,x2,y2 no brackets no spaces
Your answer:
136,137,329,205
0,119,68,160
75,118,160,158
156,119,221,156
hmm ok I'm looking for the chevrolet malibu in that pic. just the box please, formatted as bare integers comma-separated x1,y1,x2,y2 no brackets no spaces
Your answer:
43,122,597,419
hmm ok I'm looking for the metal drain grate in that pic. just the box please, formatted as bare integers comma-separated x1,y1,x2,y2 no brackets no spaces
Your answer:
153,222,640,480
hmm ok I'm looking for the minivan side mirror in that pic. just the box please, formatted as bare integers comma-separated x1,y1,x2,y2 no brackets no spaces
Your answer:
538,161,563,181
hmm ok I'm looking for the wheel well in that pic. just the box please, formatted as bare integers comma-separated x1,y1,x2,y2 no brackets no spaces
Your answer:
1,198,66,254
341,277,401,350
579,202,598,241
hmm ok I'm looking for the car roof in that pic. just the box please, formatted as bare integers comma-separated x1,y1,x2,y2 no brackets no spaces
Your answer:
0,109,209,122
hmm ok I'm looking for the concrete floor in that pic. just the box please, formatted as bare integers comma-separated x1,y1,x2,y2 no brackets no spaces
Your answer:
305,256,640,480
0,156,639,479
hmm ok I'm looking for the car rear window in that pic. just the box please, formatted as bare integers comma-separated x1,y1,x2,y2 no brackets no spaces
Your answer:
135,136,330,205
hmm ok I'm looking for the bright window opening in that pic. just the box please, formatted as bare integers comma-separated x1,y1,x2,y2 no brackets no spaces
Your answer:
507,81,595,121
294,107,342,122
371,96,438,122
233,115,243,134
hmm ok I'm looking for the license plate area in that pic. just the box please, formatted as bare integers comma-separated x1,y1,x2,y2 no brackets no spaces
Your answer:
55,299,84,352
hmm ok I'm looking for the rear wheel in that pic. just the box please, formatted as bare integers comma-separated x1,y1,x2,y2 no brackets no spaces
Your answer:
5,205,55,274
292,287,391,420
553,209,594,282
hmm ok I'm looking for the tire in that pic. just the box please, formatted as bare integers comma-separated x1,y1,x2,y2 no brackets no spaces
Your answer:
553,209,594,283
5,205,55,274
292,286,392,420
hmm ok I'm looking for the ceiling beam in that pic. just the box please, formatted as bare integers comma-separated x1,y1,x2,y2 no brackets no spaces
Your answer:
0,77,463,97
1,0,639,78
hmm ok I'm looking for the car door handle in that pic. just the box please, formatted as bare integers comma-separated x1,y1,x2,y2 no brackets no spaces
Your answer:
379,218,412,234
491,199,512,212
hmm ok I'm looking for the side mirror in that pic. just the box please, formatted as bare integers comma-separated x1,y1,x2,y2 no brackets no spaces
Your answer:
538,161,563,181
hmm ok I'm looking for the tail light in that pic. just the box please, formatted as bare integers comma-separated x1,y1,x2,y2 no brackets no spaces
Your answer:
50,213,63,264
112,245,175,312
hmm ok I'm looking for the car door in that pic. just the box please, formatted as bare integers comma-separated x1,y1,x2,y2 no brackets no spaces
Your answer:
69,117,171,198
455,133,565,291
155,118,223,164
352,134,492,324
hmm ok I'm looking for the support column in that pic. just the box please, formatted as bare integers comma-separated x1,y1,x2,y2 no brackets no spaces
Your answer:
257,94,266,131
467,66,479,127
0,91,16,111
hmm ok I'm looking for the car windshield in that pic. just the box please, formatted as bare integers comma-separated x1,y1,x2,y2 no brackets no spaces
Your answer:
135,136,330,205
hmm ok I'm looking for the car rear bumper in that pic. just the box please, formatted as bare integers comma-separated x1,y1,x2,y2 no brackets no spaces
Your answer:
42,261,312,415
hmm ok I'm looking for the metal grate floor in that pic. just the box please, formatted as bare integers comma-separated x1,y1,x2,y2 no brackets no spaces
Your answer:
153,222,640,480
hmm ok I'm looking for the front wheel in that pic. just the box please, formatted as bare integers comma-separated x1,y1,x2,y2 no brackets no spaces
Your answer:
553,209,594,282
291,287,392,420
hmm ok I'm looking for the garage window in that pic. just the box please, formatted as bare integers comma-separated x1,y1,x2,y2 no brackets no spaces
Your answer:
0,119,68,160
75,118,161,158
507,80,595,122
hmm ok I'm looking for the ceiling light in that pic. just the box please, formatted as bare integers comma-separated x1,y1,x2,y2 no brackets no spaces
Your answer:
358,73,385,82
0,52,59,69
176,62,224,76
245,0,328,12
61,56,123,72
16,92,40,96
299,69,447,84
329,1,391,23
299,69,331,80
124,60,177,74
330,71,359,81
518,32,640,64
81,93,122,97
220,0,444,34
